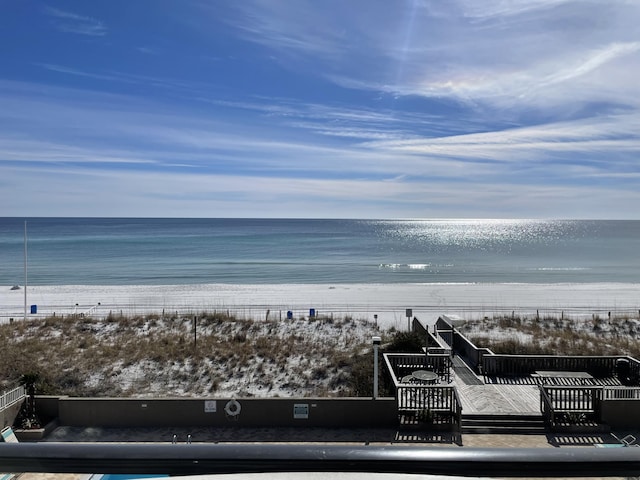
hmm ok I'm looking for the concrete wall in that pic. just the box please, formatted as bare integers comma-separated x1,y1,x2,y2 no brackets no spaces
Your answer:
601,400,640,428
35,396,61,421
50,397,397,428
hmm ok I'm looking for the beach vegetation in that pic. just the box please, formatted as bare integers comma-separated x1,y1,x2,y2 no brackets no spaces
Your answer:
460,313,640,357
0,312,388,398
384,331,424,353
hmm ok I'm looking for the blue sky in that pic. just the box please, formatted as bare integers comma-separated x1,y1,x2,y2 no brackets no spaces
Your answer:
1,0,639,218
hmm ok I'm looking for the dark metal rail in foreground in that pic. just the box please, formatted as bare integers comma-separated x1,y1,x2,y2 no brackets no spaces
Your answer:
2,443,640,477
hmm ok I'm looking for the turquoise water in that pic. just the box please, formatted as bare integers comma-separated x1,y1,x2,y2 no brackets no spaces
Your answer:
1,218,639,285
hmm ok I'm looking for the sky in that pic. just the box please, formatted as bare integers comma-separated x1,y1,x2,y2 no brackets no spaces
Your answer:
1,0,639,219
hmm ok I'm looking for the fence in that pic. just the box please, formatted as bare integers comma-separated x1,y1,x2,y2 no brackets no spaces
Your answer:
432,315,640,382
383,353,460,428
434,317,454,346
396,385,462,427
432,316,494,373
482,355,625,379
0,385,26,412
539,385,602,427
384,353,452,384
413,317,449,352
603,387,640,400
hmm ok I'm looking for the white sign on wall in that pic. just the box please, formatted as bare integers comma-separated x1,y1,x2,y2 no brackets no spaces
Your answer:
204,400,217,413
293,403,309,419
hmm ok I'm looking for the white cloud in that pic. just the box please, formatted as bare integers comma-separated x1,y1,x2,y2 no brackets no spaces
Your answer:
220,0,640,114
218,0,349,59
44,6,107,37
3,163,638,219
361,113,640,176
2,77,639,190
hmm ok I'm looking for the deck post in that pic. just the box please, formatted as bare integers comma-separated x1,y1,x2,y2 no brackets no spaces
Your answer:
373,336,381,399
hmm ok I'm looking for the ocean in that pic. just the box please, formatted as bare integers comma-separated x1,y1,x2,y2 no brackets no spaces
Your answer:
0,218,639,285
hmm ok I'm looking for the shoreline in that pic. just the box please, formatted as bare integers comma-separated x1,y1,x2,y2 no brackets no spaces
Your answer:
2,282,639,328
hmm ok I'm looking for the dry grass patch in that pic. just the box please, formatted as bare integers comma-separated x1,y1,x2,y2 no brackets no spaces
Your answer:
459,314,640,357
1,312,389,398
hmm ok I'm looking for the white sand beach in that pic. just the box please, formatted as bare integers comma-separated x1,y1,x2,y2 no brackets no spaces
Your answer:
2,283,639,328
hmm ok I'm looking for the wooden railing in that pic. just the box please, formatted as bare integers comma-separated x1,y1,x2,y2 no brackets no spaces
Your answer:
384,353,452,384
396,385,462,427
383,353,461,428
539,385,602,427
539,386,554,426
435,317,454,347
603,387,640,400
451,387,463,426
482,355,620,379
0,385,26,412
433,316,493,374
629,357,640,376
415,318,450,351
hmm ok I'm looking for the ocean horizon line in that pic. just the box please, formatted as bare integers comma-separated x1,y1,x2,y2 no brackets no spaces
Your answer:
4,216,640,222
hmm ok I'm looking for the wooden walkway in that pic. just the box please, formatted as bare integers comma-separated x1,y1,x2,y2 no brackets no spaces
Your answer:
454,382,541,414
450,367,541,414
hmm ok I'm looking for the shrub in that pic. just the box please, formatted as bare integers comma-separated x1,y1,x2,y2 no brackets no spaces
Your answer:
384,331,424,353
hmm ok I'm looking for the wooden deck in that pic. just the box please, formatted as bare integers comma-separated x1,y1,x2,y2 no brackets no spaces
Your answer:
450,363,623,415
454,382,541,414
448,356,540,414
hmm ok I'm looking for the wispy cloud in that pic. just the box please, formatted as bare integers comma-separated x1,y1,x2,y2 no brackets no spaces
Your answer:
218,1,349,59
2,78,638,197
220,0,640,114
3,1,640,218
44,6,107,37
4,161,637,218
136,46,160,55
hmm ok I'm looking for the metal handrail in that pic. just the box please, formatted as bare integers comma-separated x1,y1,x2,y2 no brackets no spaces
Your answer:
0,385,26,411
2,443,640,477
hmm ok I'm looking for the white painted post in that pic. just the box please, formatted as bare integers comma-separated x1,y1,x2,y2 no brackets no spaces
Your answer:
373,336,381,399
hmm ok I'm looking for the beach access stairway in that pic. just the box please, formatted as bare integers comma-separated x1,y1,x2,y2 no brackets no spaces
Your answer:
384,350,634,433
461,413,546,435
390,316,640,434
386,353,548,433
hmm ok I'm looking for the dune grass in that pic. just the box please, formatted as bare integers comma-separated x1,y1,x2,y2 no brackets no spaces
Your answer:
0,311,387,398
459,313,640,357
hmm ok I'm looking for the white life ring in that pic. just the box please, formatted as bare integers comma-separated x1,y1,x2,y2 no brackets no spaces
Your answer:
224,399,242,416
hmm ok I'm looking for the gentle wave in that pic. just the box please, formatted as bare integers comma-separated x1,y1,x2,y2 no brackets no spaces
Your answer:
379,263,455,270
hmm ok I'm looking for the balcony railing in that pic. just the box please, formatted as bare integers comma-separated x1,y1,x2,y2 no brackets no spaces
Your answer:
1,443,640,477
